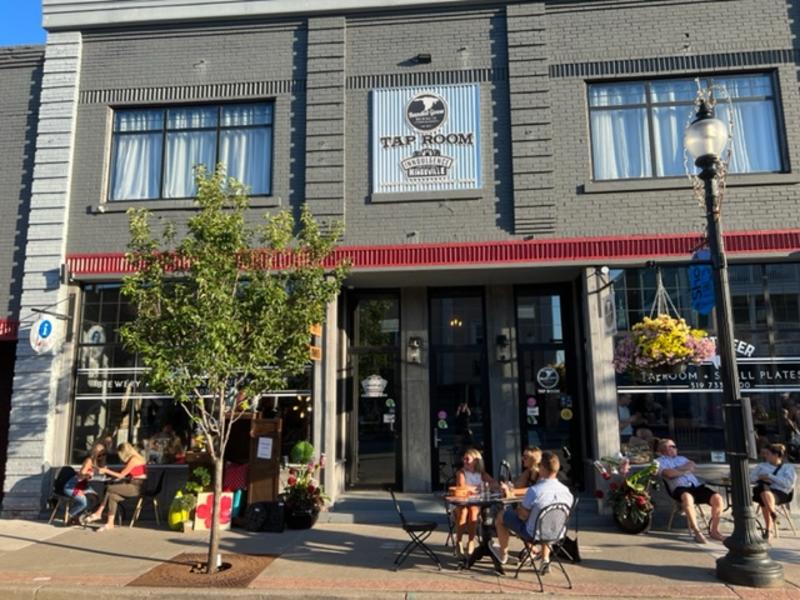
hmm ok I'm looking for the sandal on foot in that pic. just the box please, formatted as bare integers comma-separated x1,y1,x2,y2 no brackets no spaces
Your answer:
95,525,113,533
693,530,707,544
709,531,725,542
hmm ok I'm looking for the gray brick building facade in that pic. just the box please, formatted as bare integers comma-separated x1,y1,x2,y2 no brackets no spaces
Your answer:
2,0,800,515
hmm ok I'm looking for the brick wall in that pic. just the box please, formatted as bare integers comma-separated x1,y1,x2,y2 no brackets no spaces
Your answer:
0,48,43,320
62,0,800,254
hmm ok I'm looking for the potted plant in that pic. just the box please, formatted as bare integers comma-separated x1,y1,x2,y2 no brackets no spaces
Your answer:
283,453,328,529
594,457,658,534
613,314,715,379
168,467,211,531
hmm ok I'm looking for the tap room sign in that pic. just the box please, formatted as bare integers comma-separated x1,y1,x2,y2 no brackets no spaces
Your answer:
372,84,481,195
617,356,800,394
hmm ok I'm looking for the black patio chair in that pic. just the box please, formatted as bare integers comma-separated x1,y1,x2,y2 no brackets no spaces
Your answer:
498,460,513,484
129,470,166,527
441,473,456,548
514,502,573,593
389,488,442,571
47,466,78,526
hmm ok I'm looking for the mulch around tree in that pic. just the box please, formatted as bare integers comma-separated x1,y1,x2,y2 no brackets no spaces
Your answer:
126,552,277,588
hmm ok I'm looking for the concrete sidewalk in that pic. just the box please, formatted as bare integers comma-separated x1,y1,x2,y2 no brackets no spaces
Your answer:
0,504,798,599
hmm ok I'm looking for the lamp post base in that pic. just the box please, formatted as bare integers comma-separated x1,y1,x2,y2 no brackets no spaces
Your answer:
716,552,784,588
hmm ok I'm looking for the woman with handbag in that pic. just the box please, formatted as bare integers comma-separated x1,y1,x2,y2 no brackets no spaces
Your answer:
84,442,148,531
750,443,796,540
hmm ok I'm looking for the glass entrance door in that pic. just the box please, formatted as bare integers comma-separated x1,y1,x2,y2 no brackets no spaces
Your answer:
429,290,489,489
348,294,401,489
516,287,580,486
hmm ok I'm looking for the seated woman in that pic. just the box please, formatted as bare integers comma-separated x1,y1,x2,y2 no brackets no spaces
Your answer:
514,446,541,489
85,442,148,531
750,443,796,540
62,442,105,525
454,448,498,558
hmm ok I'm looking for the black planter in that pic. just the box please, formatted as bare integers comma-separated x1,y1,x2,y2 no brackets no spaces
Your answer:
285,507,319,529
613,508,651,534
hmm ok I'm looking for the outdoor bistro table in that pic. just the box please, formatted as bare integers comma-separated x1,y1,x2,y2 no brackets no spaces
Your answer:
444,490,525,574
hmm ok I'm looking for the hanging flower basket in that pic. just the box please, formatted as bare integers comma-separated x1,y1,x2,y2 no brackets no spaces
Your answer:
614,314,715,379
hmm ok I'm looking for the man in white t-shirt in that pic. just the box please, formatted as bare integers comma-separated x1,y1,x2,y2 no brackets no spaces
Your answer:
656,438,725,543
490,451,573,570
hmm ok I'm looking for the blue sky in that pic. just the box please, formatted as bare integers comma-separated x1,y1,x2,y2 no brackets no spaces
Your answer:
0,2,45,47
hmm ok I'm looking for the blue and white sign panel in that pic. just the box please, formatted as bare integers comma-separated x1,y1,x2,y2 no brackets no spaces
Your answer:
372,84,481,194
30,317,59,354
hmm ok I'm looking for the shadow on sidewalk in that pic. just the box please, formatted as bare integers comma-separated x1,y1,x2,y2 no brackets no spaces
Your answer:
0,532,187,565
578,557,716,582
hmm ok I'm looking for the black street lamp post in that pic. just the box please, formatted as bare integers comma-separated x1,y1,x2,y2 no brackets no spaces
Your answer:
685,100,784,587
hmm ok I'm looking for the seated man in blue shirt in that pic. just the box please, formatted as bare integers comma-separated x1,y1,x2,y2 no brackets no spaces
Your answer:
656,438,725,543
490,451,573,571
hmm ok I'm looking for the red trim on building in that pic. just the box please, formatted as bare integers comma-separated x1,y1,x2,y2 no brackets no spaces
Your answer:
0,319,19,342
66,229,800,276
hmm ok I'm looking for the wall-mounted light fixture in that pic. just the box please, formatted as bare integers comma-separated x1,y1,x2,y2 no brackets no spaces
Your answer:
415,53,432,64
407,336,424,364
496,334,510,362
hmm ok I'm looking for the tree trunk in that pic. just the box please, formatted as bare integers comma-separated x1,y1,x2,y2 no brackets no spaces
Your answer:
206,454,224,574
206,389,226,574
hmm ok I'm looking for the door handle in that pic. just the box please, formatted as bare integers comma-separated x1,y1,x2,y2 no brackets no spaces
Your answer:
433,427,440,449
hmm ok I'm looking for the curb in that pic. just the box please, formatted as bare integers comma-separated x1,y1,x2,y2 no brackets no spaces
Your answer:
0,585,748,600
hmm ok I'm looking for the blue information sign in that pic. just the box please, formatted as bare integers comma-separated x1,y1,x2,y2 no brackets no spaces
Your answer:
688,249,715,315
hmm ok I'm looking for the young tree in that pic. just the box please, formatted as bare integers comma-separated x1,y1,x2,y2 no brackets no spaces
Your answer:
120,166,347,573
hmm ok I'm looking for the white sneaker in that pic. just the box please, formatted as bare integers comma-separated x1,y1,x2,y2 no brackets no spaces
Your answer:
489,543,508,565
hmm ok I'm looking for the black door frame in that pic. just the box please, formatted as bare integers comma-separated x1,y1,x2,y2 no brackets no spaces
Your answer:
514,282,584,487
428,286,491,489
345,289,402,490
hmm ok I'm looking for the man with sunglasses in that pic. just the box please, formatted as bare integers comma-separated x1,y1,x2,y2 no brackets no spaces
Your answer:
656,439,725,543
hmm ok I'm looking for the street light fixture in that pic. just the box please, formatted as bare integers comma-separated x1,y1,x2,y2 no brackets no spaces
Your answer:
684,97,784,587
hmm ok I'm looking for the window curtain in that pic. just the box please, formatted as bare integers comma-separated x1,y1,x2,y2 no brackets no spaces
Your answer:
590,84,651,180
650,80,699,177
110,111,163,200
164,107,217,199
163,132,216,198
219,129,271,195
591,108,651,180
717,101,780,174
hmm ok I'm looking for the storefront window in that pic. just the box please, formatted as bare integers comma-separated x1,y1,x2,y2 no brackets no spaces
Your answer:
613,263,800,462
71,284,315,465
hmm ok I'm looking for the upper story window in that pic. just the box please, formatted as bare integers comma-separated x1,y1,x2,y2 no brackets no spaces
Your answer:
110,103,273,201
588,74,783,181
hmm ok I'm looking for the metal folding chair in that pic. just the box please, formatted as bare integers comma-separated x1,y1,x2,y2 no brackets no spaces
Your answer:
389,489,442,571
663,479,711,534
47,466,78,526
514,502,573,592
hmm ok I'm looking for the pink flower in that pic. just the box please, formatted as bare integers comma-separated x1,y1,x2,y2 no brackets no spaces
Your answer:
602,472,611,480
609,482,619,491
287,476,297,486
594,490,604,499
308,484,316,494
636,496,647,507
195,493,233,529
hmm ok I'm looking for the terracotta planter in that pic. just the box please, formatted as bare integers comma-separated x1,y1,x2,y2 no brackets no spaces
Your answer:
285,507,319,529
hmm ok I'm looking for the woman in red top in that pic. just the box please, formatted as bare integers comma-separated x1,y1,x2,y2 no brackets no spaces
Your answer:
62,442,106,525
85,442,147,531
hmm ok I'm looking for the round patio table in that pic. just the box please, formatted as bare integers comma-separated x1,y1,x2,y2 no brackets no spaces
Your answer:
444,493,524,574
